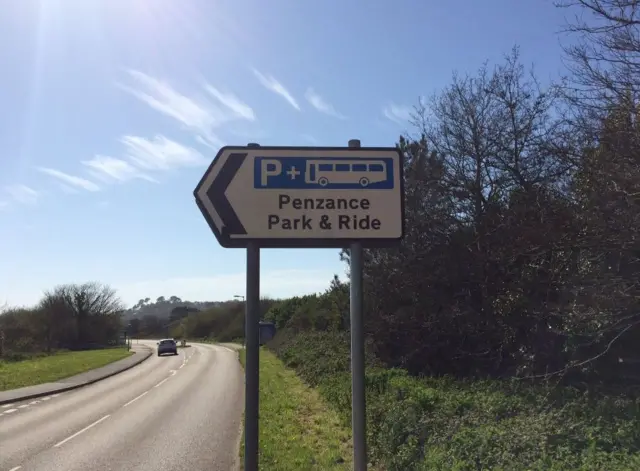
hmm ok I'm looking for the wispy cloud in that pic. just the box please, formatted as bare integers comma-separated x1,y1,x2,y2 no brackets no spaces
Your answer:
59,184,80,194
304,88,346,119
204,85,255,121
5,185,39,205
82,156,158,184
120,70,255,150
120,135,207,171
251,68,300,110
36,167,101,192
383,103,413,124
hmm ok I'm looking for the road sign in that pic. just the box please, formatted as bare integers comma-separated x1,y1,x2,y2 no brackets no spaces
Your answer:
193,146,404,248
258,321,276,345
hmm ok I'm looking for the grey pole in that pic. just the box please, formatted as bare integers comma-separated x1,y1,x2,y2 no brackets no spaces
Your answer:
348,138,367,471
245,143,261,471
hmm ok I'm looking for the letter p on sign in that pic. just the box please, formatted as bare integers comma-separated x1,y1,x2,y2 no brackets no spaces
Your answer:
261,159,282,186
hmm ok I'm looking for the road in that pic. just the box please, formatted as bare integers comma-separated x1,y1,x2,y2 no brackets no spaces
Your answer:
0,341,244,471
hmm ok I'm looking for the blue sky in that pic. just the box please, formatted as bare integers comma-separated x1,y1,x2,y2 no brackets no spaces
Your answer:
1,0,572,308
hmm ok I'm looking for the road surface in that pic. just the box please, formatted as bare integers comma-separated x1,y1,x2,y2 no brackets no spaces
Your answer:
0,341,244,471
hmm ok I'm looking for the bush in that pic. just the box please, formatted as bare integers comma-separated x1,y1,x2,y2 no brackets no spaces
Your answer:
263,287,640,471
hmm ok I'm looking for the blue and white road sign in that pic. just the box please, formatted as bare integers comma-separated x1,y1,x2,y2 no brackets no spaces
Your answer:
194,146,404,249
254,157,395,190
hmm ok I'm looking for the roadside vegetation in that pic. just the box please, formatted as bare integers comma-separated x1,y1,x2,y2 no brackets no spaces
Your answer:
0,282,135,389
237,348,353,471
0,348,132,391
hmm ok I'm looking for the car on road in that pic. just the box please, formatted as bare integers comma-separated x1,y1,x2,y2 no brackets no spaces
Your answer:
157,338,178,356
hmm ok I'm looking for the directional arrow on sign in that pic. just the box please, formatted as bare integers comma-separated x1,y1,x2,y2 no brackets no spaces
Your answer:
194,145,404,249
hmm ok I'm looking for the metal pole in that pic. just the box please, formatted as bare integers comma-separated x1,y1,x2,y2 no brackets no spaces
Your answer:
348,138,367,471
245,143,261,471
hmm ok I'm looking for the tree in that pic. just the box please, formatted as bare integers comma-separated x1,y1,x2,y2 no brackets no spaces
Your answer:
169,305,199,323
557,0,640,125
356,49,585,378
128,318,141,337
41,282,124,348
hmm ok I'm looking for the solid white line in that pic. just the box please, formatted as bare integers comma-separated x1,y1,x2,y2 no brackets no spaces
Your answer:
155,378,169,388
53,415,110,447
9,466,22,471
4,408,17,414
123,391,148,407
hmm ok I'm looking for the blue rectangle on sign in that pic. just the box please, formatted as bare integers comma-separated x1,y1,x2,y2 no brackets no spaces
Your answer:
254,156,395,190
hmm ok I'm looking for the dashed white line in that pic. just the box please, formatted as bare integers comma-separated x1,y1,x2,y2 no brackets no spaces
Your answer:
18,404,28,408
4,408,17,414
41,396,51,401
123,391,148,407
53,415,110,448
9,465,22,471
2,403,15,408
155,378,169,388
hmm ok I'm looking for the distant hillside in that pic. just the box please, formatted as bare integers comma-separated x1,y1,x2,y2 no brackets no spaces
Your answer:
122,296,221,322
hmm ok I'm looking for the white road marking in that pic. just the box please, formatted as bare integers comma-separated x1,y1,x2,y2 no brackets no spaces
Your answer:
41,396,51,401
9,466,22,471
54,415,111,447
155,377,169,388
2,404,15,408
18,404,28,408
123,391,148,407
4,408,17,414
29,401,40,405
178,364,184,369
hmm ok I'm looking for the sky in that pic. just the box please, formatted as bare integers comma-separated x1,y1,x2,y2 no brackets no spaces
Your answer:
0,0,575,308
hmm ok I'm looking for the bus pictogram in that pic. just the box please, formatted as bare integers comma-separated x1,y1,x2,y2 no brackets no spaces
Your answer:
304,160,387,187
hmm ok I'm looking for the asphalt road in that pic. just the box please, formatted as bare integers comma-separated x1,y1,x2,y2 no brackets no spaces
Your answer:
0,341,244,471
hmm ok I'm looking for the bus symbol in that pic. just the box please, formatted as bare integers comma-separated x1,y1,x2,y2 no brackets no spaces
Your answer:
304,160,387,187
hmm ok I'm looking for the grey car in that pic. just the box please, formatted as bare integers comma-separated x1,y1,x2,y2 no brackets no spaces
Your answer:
157,338,178,356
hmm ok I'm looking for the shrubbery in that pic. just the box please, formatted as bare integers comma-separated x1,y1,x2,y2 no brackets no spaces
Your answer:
262,289,640,471
0,282,124,357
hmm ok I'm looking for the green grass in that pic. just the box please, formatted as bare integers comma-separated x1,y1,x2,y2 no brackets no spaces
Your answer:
0,348,133,391
269,329,640,471
238,348,353,471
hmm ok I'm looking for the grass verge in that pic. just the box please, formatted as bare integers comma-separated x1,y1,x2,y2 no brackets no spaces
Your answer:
268,329,640,471
237,348,353,471
0,347,133,391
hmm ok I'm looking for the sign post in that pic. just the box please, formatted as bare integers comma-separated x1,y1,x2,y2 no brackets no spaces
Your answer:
347,139,367,471
194,141,404,471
